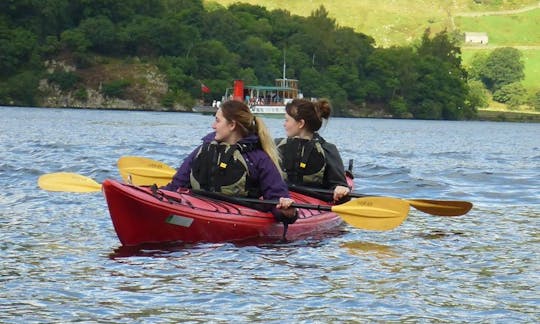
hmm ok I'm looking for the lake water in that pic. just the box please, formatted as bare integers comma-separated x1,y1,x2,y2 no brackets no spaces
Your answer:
1,106,538,322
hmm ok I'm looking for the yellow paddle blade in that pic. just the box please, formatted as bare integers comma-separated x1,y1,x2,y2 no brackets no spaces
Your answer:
407,199,473,216
332,197,410,231
117,156,176,186
38,172,102,193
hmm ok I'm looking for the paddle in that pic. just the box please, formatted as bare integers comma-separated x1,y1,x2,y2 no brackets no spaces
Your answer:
191,189,410,231
38,172,102,193
289,185,472,217
117,156,472,217
117,156,176,187
38,172,410,231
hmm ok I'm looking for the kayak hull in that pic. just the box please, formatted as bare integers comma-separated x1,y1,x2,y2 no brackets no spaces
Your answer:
102,179,343,246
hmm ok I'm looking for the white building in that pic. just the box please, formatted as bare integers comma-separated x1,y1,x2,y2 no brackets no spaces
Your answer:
464,32,488,44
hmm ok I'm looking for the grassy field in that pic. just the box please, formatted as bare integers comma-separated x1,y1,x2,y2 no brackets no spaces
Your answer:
520,49,540,91
458,0,540,11
455,9,540,46
457,7,540,94
212,0,454,46
210,0,539,46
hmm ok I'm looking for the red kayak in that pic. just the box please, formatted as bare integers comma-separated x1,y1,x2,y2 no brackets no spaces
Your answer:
102,179,345,246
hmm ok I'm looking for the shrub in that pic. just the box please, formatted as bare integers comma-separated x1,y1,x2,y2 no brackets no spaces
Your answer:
466,80,489,109
48,71,80,91
102,79,131,99
530,91,540,111
389,96,408,118
74,88,88,101
492,82,527,108
161,92,176,107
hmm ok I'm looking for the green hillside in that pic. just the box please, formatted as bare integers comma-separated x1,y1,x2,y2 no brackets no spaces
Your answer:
458,8,540,93
210,0,540,47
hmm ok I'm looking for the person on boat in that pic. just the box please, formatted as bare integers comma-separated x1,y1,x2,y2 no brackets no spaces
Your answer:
163,100,298,224
276,98,351,202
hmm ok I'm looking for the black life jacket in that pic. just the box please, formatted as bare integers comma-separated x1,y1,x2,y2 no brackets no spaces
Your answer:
189,140,261,197
277,136,326,187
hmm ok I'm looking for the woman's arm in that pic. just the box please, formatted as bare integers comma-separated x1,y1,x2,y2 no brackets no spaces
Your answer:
249,151,297,223
323,142,349,189
253,151,290,200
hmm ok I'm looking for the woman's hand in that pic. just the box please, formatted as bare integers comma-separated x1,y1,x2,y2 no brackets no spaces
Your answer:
276,197,298,223
333,185,350,201
277,197,294,209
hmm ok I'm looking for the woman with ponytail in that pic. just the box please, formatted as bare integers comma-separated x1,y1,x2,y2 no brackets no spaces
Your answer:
163,100,297,223
276,98,350,201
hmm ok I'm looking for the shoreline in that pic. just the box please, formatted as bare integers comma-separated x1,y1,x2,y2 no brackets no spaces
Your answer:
476,109,540,122
2,105,539,122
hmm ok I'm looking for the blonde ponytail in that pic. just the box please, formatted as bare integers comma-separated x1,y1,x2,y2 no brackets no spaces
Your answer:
254,116,282,177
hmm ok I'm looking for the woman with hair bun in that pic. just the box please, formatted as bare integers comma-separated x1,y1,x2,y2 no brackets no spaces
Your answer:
163,100,297,224
276,98,350,201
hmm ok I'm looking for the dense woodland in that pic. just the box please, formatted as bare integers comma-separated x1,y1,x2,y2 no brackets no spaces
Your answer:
0,0,528,119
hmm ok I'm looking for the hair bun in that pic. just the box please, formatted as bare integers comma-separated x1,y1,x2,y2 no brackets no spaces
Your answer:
317,99,331,120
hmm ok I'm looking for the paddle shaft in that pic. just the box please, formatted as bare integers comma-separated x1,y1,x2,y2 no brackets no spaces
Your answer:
288,185,385,200
192,190,331,211
289,185,472,216
232,196,332,211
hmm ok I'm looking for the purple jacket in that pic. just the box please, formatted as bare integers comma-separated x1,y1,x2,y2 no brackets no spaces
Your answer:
163,132,290,202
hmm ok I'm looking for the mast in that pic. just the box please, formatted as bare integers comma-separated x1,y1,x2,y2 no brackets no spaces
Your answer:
282,48,286,81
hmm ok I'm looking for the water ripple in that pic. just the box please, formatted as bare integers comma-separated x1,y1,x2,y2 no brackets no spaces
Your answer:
1,107,539,322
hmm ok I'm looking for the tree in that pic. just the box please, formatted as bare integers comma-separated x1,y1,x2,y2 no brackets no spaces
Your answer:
202,9,243,51
0,25,38,76
301,5,337,68
227,3,273,44
191,40,240,81
467,51,488,81
466,80,489,110
389,96,409,118
78,16,118,54
2,71,41,106
365,46,416,104
417,29,462,69
150,15,200,57
492,82,527,108
408,30,469,120
60,28,91,53
409,57,467,119
481,47,524,91
238,36,280,84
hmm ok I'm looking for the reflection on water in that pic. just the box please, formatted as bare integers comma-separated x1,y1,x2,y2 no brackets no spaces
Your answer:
341,241,398,258
415,230,465,239
1,107,539,322
110,227,349,259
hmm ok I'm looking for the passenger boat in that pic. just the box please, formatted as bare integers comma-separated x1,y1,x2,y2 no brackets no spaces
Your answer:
102,179,344,246
222,78,304,115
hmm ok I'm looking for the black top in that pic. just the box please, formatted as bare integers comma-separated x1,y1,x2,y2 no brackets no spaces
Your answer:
276,133,349,190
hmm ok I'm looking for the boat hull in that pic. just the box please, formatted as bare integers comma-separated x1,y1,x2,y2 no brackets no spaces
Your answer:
250,104,286,115
102,179,343,246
